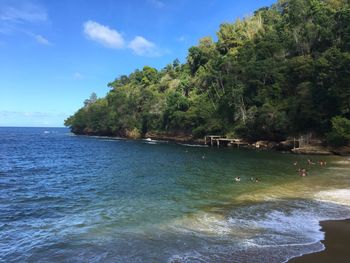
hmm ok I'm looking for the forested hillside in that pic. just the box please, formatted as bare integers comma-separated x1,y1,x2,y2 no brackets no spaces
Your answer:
65,0,350,146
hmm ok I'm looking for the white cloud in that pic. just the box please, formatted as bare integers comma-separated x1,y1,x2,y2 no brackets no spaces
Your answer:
83,21,163,56
35,34,51,45
176,35,186,42
128,36,159,56
83,20,125,49
73,72,83,80
0,3,47,23
148,0,165,8
0,2,49,45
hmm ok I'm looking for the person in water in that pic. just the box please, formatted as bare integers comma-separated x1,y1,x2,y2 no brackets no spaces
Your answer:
307,159,315,165
234,177,241,182
319,160,327,166
299,168,308,177
249,177,259,182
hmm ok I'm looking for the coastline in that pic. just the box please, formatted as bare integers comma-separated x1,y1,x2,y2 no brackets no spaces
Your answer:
70,131,350,156
288,219,350,263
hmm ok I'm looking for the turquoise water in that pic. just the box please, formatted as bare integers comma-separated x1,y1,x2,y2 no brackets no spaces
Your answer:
1,127,350,262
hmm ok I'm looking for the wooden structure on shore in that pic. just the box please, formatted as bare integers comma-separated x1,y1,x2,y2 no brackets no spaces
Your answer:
204,135,249,148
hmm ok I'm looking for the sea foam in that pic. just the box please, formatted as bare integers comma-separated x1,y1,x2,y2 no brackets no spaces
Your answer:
314,188,350,206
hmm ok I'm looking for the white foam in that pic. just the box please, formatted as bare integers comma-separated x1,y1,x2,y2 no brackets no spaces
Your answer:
145,141,157,145
163,197,350,263
326,166,350,170
166,212,233,236
332,160,350,165
238,209,324,247
90,135,125,140
167,251,207,263
179,143,208,148
143,138,167,143
314,189,350,206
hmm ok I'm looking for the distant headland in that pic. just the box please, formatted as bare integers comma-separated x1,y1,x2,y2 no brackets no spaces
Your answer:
65,0,350,155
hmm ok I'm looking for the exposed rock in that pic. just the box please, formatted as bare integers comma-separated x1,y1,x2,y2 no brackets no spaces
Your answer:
253,141,279,149
126,128,141,139
267,141,278,149
330,146,350,156
291,145,333,155
254,141,269,148
276,140,295,151
145,131,203,144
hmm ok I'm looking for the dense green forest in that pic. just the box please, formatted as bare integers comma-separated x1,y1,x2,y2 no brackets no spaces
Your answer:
65,0,350,146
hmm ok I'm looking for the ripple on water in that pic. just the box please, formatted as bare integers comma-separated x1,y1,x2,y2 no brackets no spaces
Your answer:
1,127,350,262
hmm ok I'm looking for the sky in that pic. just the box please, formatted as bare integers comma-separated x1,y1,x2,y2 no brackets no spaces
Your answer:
0,0,276,127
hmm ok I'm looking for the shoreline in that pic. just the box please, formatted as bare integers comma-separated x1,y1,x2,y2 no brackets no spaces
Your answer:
288,219,350,263
70,132,350,156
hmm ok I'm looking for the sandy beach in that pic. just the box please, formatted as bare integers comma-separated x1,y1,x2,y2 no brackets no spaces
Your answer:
288,219,350,263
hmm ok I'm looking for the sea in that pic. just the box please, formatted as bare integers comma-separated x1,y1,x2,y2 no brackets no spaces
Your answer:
1,127,349,262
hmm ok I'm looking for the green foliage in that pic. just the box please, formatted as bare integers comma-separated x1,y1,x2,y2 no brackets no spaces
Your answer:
326,116,350,146
65,0,350,143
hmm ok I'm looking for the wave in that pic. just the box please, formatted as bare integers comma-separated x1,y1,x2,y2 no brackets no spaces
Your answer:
179,143,208,148
90,135,125,140
164,190,350,262
332,159,350,165
314,188,350,206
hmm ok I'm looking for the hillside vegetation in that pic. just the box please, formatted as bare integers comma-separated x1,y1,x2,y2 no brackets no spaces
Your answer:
65,0,350,146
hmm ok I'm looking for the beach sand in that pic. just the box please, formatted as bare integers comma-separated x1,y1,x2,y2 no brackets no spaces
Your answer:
288,219,350,263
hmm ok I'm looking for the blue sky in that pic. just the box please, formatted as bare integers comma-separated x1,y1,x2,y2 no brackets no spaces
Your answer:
0,0,276,127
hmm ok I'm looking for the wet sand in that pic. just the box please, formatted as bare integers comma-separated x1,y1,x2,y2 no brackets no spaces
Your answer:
288,219,350,263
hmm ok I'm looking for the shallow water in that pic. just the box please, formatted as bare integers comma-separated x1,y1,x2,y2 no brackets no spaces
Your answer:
0,127,349,262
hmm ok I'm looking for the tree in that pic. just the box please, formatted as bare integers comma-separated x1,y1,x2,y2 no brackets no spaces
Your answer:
65,0,350,144
84,92,98,107
326,116,350,146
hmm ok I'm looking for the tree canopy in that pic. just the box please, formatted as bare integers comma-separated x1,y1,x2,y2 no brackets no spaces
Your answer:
65,0,350,145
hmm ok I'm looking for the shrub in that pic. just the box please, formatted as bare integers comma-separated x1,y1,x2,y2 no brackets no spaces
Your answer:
326,116,350,146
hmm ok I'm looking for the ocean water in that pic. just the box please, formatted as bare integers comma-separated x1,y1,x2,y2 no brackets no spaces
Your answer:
1,127,349,263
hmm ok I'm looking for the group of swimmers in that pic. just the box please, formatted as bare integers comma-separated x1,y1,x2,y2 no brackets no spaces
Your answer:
294,159,327,177
234,176,259,183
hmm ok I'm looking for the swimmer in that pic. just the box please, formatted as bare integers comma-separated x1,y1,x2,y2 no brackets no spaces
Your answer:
299,168,308,177
293,161,298,166
234,177,241,182
255,178,259,183
319,160,326,166
307,159,315,165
